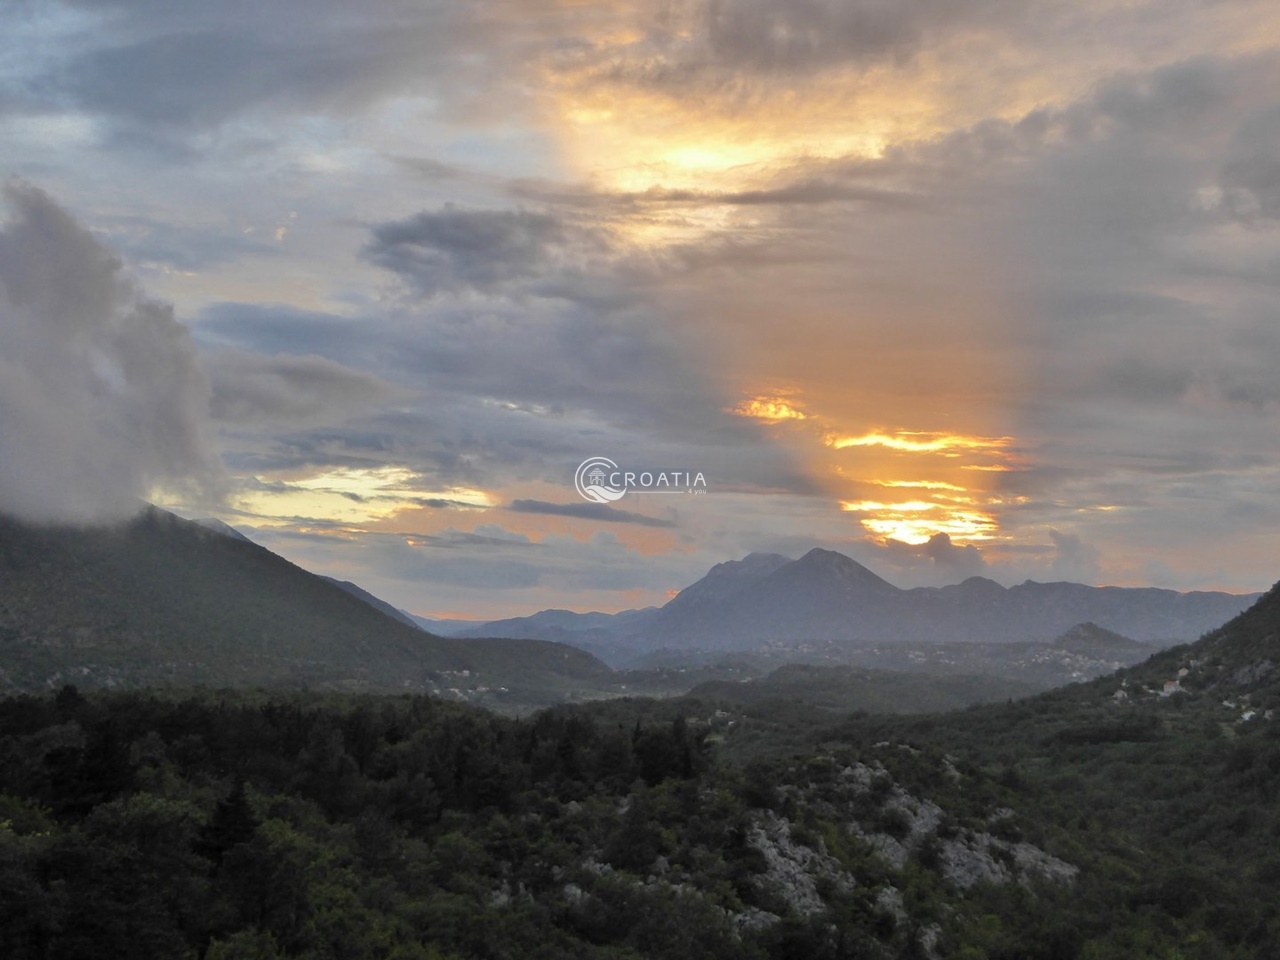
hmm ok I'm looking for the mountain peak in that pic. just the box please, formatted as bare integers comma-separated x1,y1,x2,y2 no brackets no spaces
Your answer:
659,551,793,615
797,547,846,562
791,548,899,591
1052,621,1144,653
742,551,794,566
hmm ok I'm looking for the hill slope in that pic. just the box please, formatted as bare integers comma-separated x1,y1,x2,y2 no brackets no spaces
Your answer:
0,508,613,706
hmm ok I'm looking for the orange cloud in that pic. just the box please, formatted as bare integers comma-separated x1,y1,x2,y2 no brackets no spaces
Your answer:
840,498,999,544
826,431,1013,455
876,479,968,491
733,394,809,423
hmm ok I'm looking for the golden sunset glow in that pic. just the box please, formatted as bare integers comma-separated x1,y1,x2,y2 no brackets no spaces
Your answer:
730,385,1015,549
840,499,999,544
563,116,891,196
859,513,1000,544
733,395,809,423
876,480,968,492
826,432,1014,455
236,467,494,525
842,500,945,514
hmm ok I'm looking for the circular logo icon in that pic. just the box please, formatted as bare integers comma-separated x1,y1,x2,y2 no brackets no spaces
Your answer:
575,457,626,503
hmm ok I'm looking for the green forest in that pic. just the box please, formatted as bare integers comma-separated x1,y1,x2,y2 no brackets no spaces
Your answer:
4,653,1280,959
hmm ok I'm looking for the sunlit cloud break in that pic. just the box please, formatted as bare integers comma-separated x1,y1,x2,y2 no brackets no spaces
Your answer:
840,499,1000,545
875,480,968,492
733,395,809,423
236,466,494,525
826,432,1014,455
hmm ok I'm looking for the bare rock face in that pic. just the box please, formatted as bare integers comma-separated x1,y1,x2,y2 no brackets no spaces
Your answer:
747,811,854,916
935,833,1078,890
831,759,1078,892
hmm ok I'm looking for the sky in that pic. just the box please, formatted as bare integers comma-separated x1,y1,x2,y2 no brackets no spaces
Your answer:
3,0,1280,619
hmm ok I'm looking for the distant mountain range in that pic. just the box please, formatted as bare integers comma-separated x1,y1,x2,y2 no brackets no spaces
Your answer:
448,548,1262,659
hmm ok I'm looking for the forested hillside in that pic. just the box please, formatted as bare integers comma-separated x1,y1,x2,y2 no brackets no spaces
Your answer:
4,666,1280,958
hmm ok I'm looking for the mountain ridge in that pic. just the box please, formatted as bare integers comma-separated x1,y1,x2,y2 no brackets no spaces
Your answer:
457,548,1261,654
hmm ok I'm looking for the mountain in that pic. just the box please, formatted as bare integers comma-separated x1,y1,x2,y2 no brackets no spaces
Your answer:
192,517,255,544
193,519,430,634
655,551,792,617
640,550,1261,649
318,575,426,631
647,547,903,646
453,606,658,642
1121,577,1280,700
412,615,490,636
437,556,793,662
0,507,615,708
467,549,1261,654
1050,621,1146,656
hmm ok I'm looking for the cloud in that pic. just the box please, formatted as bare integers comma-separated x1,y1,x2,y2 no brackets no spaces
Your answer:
924,531,986,576
46,4,481,131
845,531,989,587
1048,529,1102,584
8,0,1280,603
560,0,1017,95
206,349,407,427
0,182,224,523
243,520,709,614
509,498,677,528
698,0,984,73
364,206,569,296
1221,103,1280,219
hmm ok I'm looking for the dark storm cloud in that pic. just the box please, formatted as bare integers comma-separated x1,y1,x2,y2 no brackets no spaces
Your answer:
509,499,677,528
0,182,224,522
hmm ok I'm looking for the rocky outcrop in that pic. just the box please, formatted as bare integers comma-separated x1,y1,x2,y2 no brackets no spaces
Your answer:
747,811,854,915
